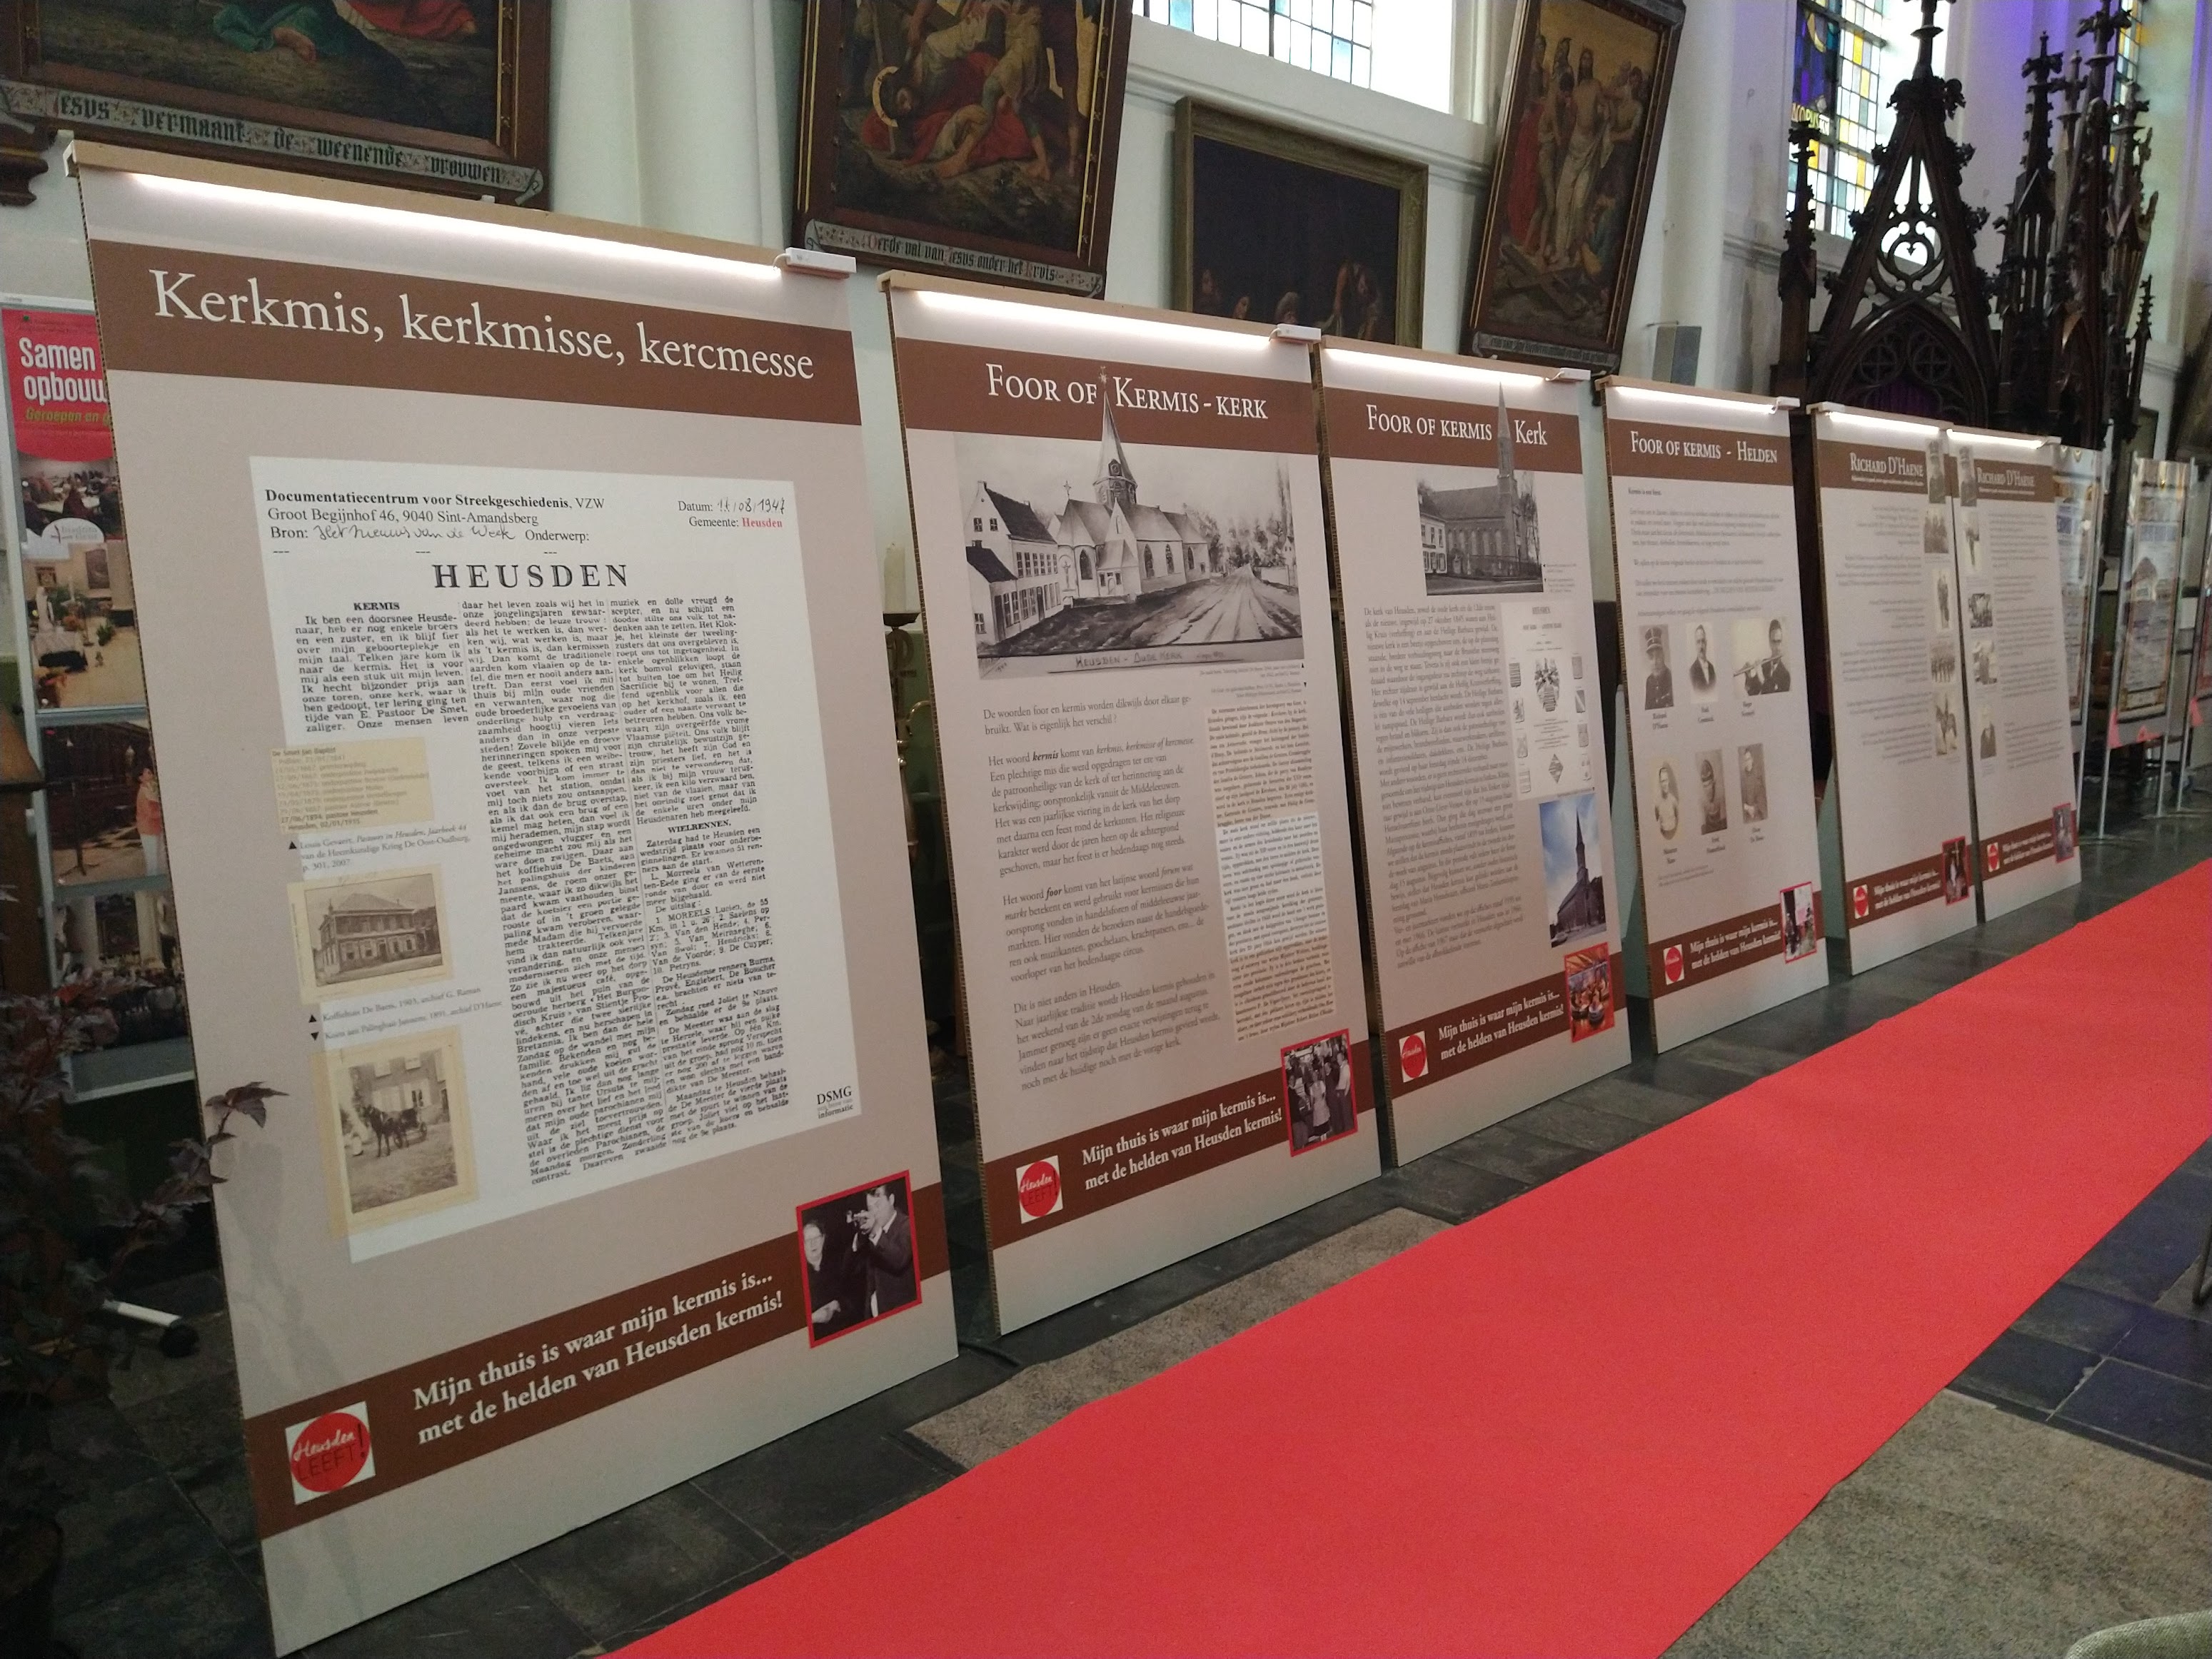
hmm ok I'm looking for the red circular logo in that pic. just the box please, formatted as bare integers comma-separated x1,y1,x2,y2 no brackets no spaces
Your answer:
290,1411,370,1495
1851,884,1869,919
1398,1032,1427,1081
1985,842,2001,872
1663,944,1685,984
1016,1159,1060,1219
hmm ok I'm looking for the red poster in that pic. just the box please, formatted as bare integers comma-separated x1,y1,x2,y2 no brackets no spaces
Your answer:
6,306,146,712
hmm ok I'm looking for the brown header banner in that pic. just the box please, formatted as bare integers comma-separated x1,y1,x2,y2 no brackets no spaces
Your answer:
1382,961,1619,1096
1647,897,1819,997
86,239,861,425
893,337,1314,453
1320,387,1582,470
1985,813,2061,876
1606,416,1791,485
1964,457,2056,502
1817,439,1934,495
241,1184,946,1541
980,1044,1373,1244
1842,850,1958,928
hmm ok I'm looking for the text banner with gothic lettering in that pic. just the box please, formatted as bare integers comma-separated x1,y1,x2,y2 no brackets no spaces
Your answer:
1318,344,1627,1159
884,273,1375,1331
74,147,952,1652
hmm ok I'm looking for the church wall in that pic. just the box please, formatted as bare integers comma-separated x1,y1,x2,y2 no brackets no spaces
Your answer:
0,0,2200,610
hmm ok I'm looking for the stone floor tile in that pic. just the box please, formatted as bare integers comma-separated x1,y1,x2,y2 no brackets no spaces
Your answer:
55,1471,233,1615
298,1562,590,1659
2055,1360,2212,1473
513,1483,782,1642
689,1426,947,1558
1951,1330,2099,1415
1432,1120,1595,1185
56,1553,276,1659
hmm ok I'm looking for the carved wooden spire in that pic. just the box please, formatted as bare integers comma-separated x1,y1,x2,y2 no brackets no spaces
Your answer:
1771,0,1996,420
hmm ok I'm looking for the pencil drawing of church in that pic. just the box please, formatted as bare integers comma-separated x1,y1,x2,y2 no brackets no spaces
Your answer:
961,385,1302,669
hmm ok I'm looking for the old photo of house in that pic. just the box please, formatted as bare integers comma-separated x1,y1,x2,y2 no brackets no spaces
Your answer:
323,1027,474,1231
1416,394,1544,596
955,396,1305,675
289,866,450,1004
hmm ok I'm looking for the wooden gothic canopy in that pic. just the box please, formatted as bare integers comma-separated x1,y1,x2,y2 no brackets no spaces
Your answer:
1772,0,1996,421
1772,0,2156,450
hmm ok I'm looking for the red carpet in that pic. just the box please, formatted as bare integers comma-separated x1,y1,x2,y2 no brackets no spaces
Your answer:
631,865,2210,1658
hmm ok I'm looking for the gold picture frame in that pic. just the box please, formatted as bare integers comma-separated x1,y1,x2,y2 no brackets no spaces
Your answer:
1172,101,1427,346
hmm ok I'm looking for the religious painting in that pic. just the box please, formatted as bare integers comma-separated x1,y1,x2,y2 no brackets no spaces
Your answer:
1463,0,1682,371
0,0,548,202
1173,102,1425,346
793,1,1134,295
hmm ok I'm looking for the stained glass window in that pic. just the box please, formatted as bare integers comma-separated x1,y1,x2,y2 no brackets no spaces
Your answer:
1789,0,1939,237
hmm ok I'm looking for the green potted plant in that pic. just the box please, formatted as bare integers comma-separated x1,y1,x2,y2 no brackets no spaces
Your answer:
0,972,276,1656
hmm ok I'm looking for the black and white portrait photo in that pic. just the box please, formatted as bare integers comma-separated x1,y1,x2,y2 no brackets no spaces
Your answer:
1650,757,1681,843
1640,624,1673,710
955,406,1304,675
1694,749,1728,835
1941,836,1972,903
1933,567,1954,631
1934,686,1961,757
1684,620,1719,700
1736,743,1768,823
1281,1029,1357,1154
1971,640,2000,687
1416,409,1543,595
1966,591,1994,630
1731,616,1791,696
797,1174,920,1345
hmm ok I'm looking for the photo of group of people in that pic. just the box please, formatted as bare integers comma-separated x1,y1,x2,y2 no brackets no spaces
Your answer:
19,455,144,711
1563,944,1614,1041
798,1174,921,1346
1941,836,1972,904
1639,616,1791,711
1281,1030,1357,1154
1648,745,1766,845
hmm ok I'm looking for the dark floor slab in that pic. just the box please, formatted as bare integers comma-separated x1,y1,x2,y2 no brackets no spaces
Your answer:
512,1482,781,1643
2062,1196,2211,1302
1951,1329,2099,1416
179,1451,261,1553
1506,1094,1651,1155
688,1423,946,1559
592,1555,789,1656
1377,1151,1527,1224
55,1471,236,1616
2010,1280,2144,1356
1432,1119,1596,1186
298,1561,589,1659
56,1553,275,1659
1562,1072,1711,1128
2113,1304,2212,1388
118,1372,249,1483
2054,1359,2212,1474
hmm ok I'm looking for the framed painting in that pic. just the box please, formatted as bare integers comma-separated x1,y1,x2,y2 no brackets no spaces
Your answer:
1173,101,1425,345
0,0,548,203
793,0,1133,296
1463,0,1682,370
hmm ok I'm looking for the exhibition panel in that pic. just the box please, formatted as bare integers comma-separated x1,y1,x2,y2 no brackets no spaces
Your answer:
1602,380,1825,1049
885,273,1377,1332
1805,407,1978,972
1317,341,1628,1162
2053,445,2103,751
2111,458,2193,740
74,146,953,1652
1945,427,2082,919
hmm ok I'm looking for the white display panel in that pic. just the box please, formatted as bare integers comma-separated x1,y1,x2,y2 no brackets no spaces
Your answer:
1806,407,1978,971
1603,383,1826,1048
1318,343,1627,1161
1945,428,2082,919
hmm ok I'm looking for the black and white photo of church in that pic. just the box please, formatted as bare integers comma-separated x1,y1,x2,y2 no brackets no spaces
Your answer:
957,389,1305,674
1417,392,1544,596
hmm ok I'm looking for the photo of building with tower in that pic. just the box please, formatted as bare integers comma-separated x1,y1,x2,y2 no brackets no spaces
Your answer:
958,385,1304,671
1417,393,1544,596
1539,790,1607,948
